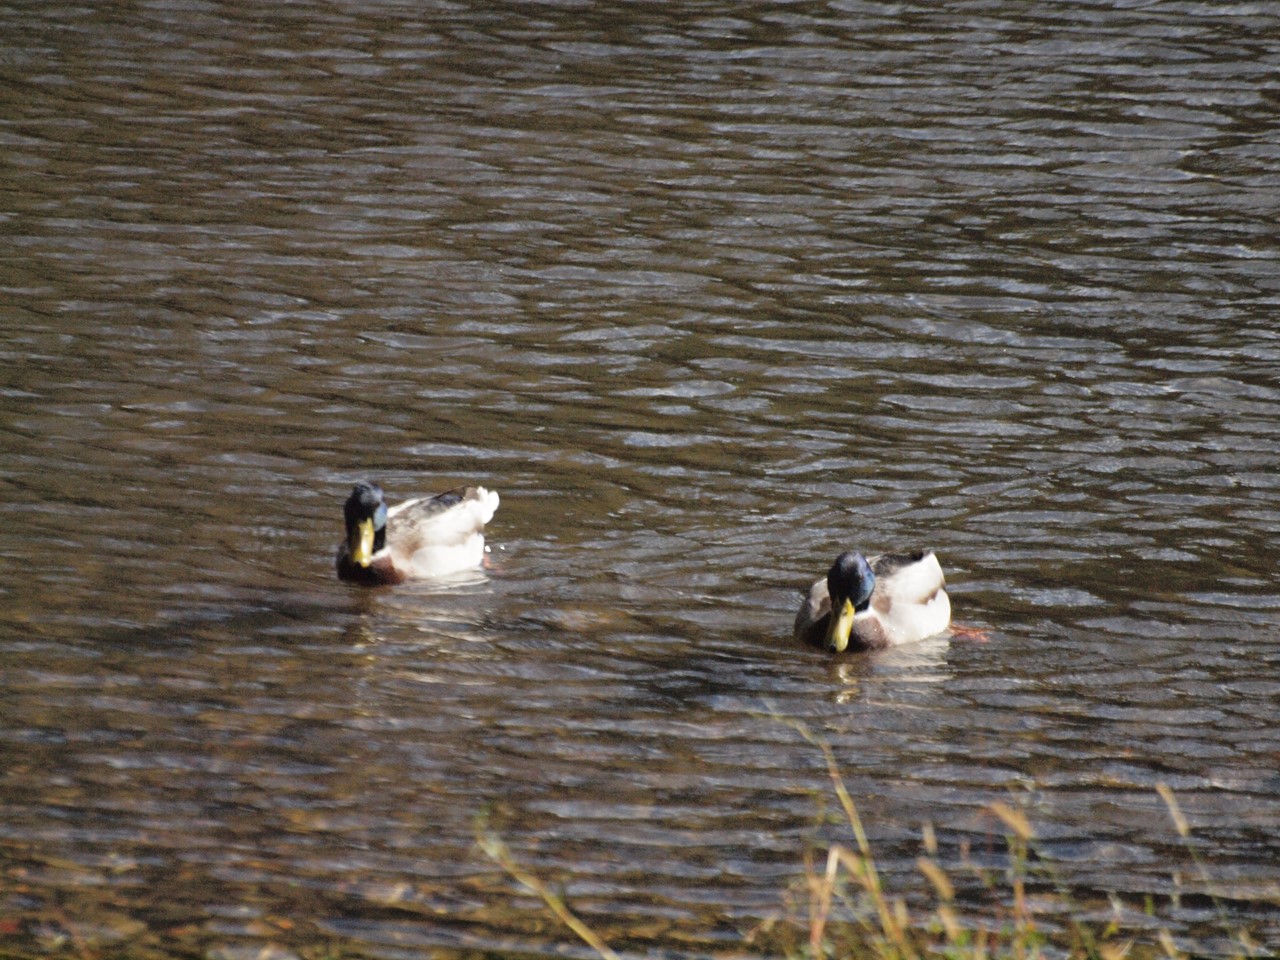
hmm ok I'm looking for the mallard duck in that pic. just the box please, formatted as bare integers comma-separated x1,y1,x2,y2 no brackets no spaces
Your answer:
794,549,951,652
336,480,499,584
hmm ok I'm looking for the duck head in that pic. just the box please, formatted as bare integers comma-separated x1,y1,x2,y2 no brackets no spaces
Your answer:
344,481,389,568
824,551,875,653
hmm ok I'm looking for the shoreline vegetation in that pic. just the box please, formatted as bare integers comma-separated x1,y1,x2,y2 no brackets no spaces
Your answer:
3,725,1274,959
479,720,1277,960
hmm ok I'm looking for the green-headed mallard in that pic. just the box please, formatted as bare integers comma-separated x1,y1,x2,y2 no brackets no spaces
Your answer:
336,480,499,585
794,549,951,652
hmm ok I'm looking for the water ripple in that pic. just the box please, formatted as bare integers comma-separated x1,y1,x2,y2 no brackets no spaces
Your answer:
3,0,1280,956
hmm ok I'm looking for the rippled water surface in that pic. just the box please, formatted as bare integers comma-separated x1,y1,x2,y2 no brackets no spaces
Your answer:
3,1,1279,957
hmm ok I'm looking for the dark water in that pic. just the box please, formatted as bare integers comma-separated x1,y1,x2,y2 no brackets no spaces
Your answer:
2,1,1279,957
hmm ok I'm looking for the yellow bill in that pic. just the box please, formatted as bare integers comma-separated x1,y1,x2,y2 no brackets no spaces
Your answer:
825,597,856,652
350,517,376,567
